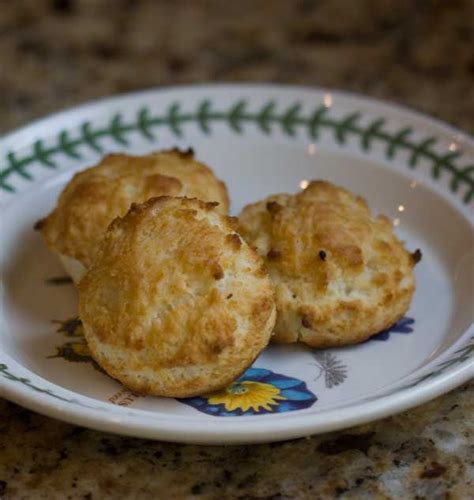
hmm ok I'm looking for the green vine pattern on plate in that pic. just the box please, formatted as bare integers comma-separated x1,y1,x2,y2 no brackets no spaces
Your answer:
361,337,474,403
403,337,474,389
0,99,473,203
0,363,97,410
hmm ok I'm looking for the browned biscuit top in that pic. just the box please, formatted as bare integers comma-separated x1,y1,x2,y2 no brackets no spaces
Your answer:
37,149,230,268
79,197,275,397
239,180,417,348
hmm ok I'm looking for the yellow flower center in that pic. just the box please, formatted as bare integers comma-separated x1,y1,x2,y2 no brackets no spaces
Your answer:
207,381,286,412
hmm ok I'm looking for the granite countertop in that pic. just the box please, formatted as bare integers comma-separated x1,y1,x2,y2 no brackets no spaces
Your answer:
0,1,473,498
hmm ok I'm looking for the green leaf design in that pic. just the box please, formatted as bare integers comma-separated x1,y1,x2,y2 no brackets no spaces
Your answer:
0,182,14,192
58,131,82,160
109,113,129,146
0,362,97,409
432,151,460,179
33,140,55,168
408,137,437,168
228,99,247,133
403,338,474,389
281,103,302,136
361,118,386,151
0,98,472,205
386,127,413,159
333,112,360,144
137,107,156,141
453,165,474,203
0,153,19,192
256,101,276,134
167,102,184,137
7,151,32,182
197,99,212,134
81,121,103,153
308,106,329,139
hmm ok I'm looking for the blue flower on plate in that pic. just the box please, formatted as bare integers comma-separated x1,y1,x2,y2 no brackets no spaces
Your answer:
371,316,415,341
179,367,317,417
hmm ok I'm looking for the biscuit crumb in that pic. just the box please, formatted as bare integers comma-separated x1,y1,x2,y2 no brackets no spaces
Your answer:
226,216,239,230
411,249,422,264
301,314,312,328
129,202,140,212
211,263,224,280
266,201,283,215
34,219,45,230
267,249,282,260
166,147,195,158
255,265,268,278
225,233,242,249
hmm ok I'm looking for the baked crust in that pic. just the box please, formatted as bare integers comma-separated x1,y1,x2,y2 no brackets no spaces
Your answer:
79,197,275,397
36,149,230,269
239,180,417,348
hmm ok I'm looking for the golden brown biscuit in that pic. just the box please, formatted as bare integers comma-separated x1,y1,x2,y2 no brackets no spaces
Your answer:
79,197,276,397
36,149,229,282
239,180,419,348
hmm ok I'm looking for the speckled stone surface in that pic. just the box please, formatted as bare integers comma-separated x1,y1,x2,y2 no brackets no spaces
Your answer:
0,1,473,498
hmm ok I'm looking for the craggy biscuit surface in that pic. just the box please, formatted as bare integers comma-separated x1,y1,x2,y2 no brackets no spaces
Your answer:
239,181,417,348
79,197,275,397
37,149,229,272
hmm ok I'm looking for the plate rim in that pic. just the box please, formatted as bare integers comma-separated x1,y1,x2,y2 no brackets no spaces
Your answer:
0,348,472,444
2,82,474,145
0,83,473,444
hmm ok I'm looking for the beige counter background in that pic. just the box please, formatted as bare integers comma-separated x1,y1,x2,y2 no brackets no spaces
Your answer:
0,1,473,498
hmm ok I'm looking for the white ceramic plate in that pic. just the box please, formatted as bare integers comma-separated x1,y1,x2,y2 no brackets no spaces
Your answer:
0,84,472,444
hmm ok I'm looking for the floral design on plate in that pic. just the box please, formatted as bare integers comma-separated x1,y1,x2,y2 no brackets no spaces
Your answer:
370,317,415,341
180,367,317,417
49,317,104,373
311,352,348,388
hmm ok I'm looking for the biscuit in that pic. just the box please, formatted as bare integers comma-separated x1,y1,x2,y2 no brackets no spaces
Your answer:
36,149,230,282
238,180,419,348
79,197,276,397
